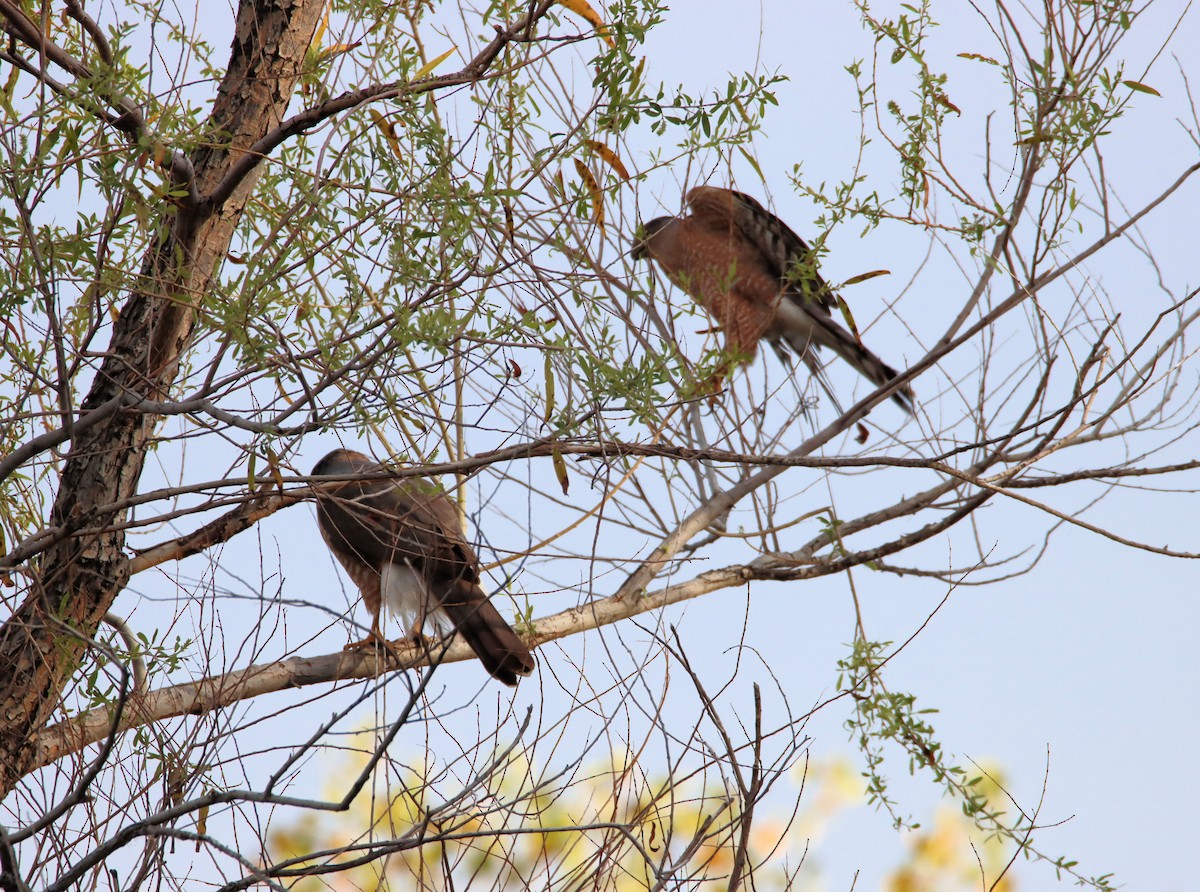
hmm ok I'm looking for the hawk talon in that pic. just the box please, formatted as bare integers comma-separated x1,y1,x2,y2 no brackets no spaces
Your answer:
343,629,403,663
342,618,408,664
393,630,436,650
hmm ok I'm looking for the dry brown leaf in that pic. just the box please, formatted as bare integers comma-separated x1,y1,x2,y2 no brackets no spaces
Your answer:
573,158,604,230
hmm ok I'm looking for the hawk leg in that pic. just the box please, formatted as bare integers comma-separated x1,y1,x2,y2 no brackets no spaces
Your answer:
344,614,404,662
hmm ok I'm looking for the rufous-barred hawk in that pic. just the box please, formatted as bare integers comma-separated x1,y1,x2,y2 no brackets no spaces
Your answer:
312,448,535,686
631,185,913,412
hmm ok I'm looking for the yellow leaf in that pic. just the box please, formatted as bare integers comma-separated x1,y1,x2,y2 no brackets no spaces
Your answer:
585,140,630,181
573,158,604,230
842,269,890,287
414,46,457,80
265,446,285,491
551,446,570,495
195,796,209,852
558,0,615,48
369,109,403,159
317,41,361,64
309,9,329,56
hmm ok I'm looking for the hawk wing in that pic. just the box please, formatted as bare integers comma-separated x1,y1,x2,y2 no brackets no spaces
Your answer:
314,449,481,589
685,185,839,317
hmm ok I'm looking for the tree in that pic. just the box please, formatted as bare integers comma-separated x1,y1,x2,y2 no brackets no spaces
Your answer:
0,0,1195,888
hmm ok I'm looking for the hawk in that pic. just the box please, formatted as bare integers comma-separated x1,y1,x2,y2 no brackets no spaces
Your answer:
312,448,535,686
631,185,914,412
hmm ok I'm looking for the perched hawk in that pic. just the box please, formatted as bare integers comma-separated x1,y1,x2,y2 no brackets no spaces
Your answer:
312,448,535,686
631,185,913,412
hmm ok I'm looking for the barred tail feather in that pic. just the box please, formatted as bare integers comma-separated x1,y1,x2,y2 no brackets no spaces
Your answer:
781,307,914,414
442,583,536,686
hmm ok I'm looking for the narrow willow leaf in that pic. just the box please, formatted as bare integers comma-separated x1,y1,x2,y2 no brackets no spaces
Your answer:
369,109,403,158
309,9,329,56
317,41,362,64
265,446,285,490
414,46,457,80
957,52,999,66
842,269,891,287
0,65,19,116
195,798,209,852
573,158,604,230
551,446,570,495
558,0,615,48
585,140,630,181
834,296,862,345
543,354,555,422
738,146,765,183
1122,79,1161,97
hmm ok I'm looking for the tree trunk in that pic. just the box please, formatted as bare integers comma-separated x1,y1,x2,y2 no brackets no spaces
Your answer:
0,0,325,799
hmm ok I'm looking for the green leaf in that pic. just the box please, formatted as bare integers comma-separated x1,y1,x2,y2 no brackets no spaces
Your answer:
1122,79,1161,97
543,354,555,423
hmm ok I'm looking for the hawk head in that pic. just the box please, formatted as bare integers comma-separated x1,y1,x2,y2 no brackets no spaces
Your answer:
630,216,675,261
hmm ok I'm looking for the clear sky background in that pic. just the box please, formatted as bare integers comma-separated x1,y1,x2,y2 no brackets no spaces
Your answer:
97,2,1200,889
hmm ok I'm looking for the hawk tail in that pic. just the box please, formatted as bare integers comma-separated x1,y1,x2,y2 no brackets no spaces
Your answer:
789,316,914,414
443,583,536,686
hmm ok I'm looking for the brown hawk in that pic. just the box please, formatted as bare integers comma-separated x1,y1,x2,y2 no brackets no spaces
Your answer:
312,448,535,686
631,185,914,412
